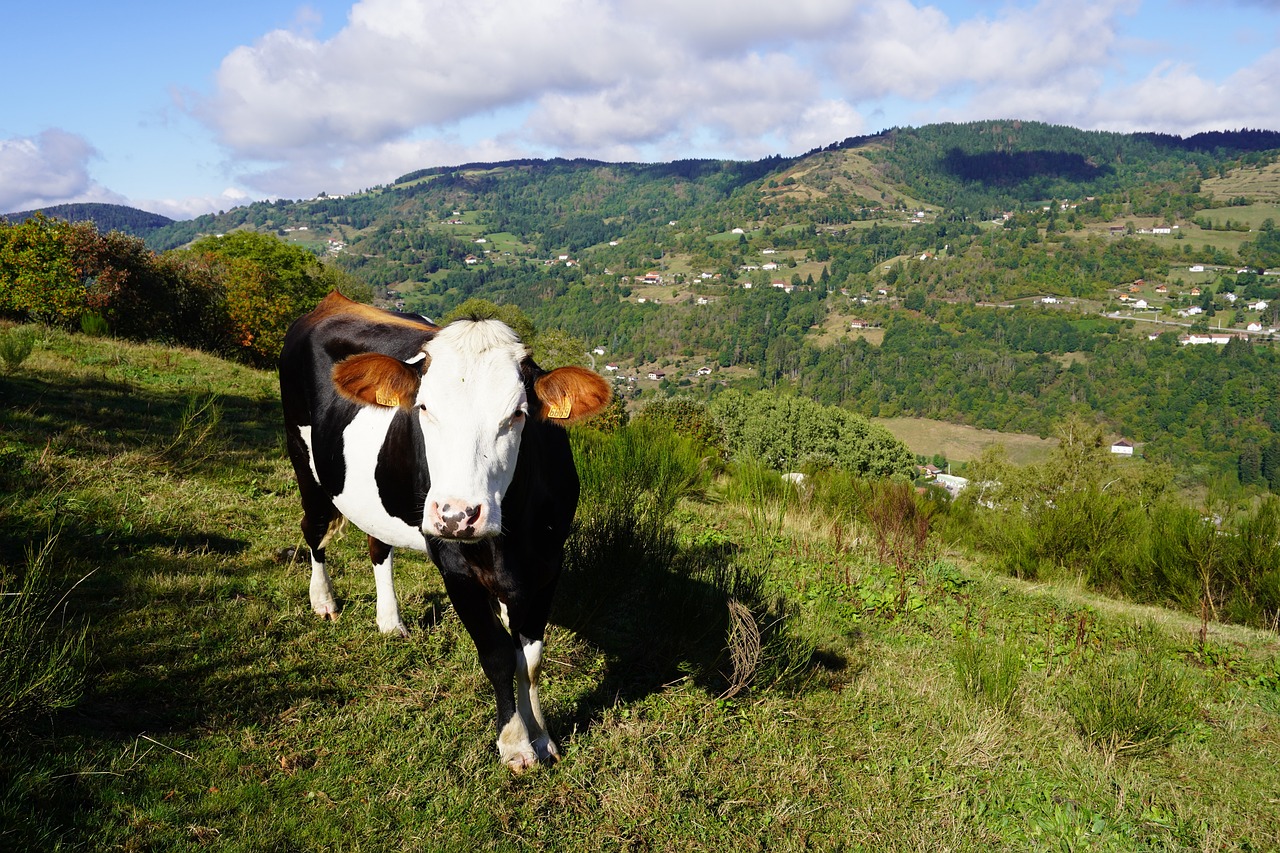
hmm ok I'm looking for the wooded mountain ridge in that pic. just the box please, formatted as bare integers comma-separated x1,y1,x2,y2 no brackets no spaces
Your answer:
11,120,1280,490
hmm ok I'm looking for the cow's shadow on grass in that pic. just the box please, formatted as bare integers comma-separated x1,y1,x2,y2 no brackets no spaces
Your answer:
548,508,849,740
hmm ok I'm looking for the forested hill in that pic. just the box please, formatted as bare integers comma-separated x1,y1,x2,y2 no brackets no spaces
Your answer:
11,119,1280,488
142,121,1280,252
3,203,173,239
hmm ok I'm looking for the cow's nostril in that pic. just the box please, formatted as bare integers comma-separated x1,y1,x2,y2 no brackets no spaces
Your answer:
465,505,481,525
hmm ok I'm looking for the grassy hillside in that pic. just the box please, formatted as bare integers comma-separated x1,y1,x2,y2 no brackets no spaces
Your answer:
873,416,1057,466
2,329,1279,850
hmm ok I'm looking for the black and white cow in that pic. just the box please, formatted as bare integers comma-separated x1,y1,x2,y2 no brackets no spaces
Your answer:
279,291,611,771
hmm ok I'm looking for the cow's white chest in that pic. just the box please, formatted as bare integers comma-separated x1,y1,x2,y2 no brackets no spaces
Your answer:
327,406,428,551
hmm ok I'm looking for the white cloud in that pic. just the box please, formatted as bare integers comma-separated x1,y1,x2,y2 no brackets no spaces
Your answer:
134,188,255,221
827,0,1130,102
785,100,868,152
235,135,534,200
0,130,110,212
198,0,649,156
1089,49,1280,133
523,52,820,156
178,0,1280,205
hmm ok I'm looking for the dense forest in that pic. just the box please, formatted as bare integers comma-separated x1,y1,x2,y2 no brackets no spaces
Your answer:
2,203,173,239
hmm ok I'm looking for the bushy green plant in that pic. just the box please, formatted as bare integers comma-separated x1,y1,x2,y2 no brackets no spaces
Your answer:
633,396,724,455
0,325,37,373
79,312,110,337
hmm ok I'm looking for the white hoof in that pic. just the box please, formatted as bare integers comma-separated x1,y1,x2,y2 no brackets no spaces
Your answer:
502,748,539,773
310,575,338,620
378,620,410,638
310,592,338,620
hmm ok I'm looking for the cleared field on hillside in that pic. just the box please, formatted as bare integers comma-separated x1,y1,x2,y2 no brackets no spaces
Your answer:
1195,202,1280,230
874,416,1057,465
1202,161,1280,203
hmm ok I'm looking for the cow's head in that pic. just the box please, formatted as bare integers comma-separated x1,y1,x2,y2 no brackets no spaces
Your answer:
332,318,611,541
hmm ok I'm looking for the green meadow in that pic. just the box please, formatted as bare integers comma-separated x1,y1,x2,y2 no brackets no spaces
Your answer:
2,327,1278,851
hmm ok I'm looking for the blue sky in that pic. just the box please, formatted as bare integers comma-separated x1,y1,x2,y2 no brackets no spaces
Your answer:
3,0,1279,220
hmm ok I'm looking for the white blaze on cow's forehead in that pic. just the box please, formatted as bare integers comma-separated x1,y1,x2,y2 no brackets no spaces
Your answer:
426,318,527,364
421,319,528,411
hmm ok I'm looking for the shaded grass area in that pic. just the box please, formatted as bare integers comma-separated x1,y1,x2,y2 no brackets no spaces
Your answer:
1,330,1279,850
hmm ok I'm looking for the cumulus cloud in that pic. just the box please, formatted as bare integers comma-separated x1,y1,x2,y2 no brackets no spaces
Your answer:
0,129,108,212
198,0,649,155
134,188,256,221
182,0,1280,202
825,0,1129,102
1089,49,1280,134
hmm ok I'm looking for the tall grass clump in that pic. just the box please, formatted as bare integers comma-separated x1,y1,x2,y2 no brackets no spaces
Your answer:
79,312,110,337
719,457,795,550
1058,636,1195,759
952,633,1024,714
560,422,818,697
0,537,89,734
0,325,38,373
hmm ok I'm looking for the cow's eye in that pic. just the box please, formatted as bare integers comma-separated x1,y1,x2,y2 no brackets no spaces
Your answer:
511,409,525,421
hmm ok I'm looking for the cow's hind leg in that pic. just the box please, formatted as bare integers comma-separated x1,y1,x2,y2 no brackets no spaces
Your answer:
369,537,408,637
442,573,533,771
298,478,345,620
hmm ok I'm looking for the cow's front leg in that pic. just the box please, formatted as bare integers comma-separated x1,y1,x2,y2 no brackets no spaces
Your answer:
512,580,559,763
369,537,408,637
442,574,536,771
516,636,558,763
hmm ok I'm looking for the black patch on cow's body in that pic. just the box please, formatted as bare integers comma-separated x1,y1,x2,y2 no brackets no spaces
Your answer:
376,408,428,528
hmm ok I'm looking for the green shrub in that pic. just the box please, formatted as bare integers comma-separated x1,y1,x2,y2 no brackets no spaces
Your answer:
79,312,110,337
0,325,37,373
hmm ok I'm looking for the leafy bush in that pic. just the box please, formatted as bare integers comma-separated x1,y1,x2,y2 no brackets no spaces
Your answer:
633,396,725,455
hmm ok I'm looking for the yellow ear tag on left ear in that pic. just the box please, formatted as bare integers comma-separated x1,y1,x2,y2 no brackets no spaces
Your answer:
547,397,572,419
375,388,400,407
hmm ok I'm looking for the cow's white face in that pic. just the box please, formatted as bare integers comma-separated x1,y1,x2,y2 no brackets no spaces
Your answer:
329,316,612,543
415,319,529,540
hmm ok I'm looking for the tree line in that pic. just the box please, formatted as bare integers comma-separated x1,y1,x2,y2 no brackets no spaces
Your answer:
0,215,368,366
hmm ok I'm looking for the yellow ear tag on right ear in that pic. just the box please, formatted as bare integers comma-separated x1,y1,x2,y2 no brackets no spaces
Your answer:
547,397,573,419
375,388,400,407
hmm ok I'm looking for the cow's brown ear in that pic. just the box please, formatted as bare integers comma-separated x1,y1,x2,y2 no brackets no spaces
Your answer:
332,353,421,409
533,366,612,426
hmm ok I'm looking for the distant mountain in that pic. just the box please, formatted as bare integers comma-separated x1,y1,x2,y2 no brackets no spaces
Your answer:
3,203,174,239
